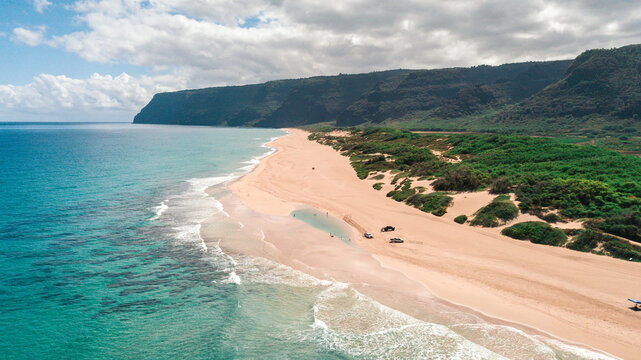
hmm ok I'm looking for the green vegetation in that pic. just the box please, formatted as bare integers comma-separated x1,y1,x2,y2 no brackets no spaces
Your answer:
496,45,641,137
432,166,487,191
538,212,561,223
405,192,453,216
336,61,570,127
454,215,468,224
501,222,567,246
310,127,641,261
371,174,386,180
566,229,601,252
489,177,511,194
373,182,383,191
387,179,416,202
134,70,411,127
567,230,641,261
470,195,519,227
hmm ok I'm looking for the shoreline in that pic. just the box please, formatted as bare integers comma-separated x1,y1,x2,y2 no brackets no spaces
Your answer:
206,129,639,359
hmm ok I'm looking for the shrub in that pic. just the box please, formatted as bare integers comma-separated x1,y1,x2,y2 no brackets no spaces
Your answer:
371,174,385,180
373,182,383,191
351,158,370,179
405,192,453,214
539,212,560,223
596,210,641,243
567,229,641,261
489,177,511,194
502,221,567,246
387,179,416,202
566,229,600,252
454,215,468,224
603,238,641,261
433,166,487,191
471,195,519,227
431,208,446,216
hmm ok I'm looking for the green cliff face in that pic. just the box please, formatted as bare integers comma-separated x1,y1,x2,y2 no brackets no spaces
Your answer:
336,60,571,126
493,44,641,134
134,44,641,137
133,70,410,127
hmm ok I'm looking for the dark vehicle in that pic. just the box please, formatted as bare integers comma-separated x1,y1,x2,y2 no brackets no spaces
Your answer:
381,226,395,232
364,232,373,239
389,238,404,243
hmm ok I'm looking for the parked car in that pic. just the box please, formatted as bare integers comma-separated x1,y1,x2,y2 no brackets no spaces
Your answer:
363,232,373,239
381,225,395,232
389,238,404,243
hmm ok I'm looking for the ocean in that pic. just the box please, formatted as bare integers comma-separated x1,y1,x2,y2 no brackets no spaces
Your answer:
0,123,612,359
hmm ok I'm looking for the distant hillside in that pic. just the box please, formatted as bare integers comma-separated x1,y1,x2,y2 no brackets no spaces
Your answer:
336,60,571,126
134,44,641,138
133,70,410,127
489,45,641,135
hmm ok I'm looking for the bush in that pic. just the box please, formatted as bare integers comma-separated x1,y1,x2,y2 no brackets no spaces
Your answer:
454,215,468,224
470,195,519,227
373,182,383,190
502,221,567,246
567,229,641,261
386,179,416,202
405,192,453,214
431,208,446,216
539,212,560,223
489,177,511,194
603,238,641,261
433,166,487,191
566,229,600,252
371,174,385,180
596,210,641,243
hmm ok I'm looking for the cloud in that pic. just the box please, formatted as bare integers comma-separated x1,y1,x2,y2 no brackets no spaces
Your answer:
0,72,183,120
33,0,52,13
45,0,641,83
4,0,641,120
12,26,47,46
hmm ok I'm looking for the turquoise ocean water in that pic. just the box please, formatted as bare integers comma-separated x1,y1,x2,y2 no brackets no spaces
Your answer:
0,123,612,359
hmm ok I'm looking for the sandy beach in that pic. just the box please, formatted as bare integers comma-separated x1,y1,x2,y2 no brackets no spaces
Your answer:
212,129,640,359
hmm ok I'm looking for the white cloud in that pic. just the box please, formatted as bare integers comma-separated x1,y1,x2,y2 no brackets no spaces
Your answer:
0,72,183,120
12,26,47,46
33,0,52,13
4,0,641,120
45,0,641,82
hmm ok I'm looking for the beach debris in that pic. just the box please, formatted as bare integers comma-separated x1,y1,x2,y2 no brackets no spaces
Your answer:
381,225,395,232
363,232,373,238
389,238,404,243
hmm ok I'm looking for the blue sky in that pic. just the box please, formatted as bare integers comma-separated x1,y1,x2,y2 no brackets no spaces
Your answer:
0,0,144,84
1,0,640,122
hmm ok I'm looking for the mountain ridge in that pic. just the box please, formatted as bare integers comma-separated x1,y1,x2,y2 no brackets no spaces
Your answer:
134,44,641,138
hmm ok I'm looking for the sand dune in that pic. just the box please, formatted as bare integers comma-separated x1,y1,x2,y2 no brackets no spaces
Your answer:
225,129,641,359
